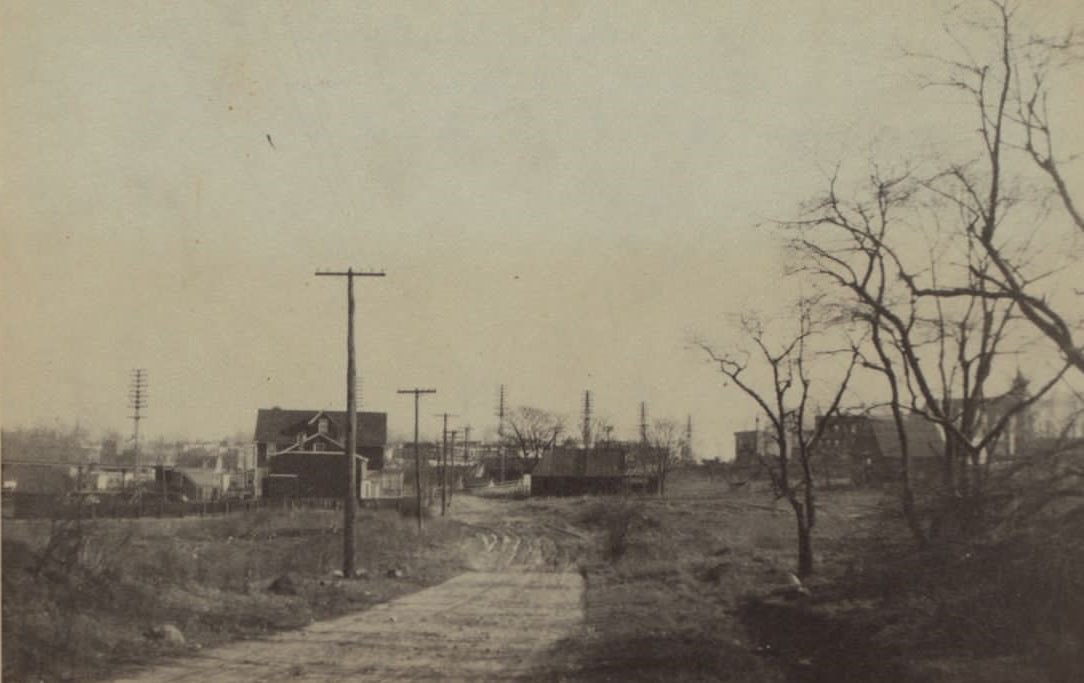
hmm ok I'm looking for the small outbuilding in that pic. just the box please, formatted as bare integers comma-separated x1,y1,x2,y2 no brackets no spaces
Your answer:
530,447,656,496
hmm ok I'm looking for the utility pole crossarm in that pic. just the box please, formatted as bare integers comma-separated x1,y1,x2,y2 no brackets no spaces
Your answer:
315,270,386,277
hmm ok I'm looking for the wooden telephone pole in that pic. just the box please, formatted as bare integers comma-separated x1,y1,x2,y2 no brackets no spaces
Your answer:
435,412,457,516
316,268,385,578
398,388,436,532
458,425,471,507
447,429,459,513
497,384,506,483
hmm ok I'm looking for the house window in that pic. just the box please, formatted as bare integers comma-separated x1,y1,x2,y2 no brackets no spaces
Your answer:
296,432,305,446
318,418,329,435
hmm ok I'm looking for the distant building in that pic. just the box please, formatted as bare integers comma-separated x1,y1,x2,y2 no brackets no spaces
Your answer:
941,371,1035,462
530,446,656,496
0,461,78,495
253,407,389,499
817,414,943,486
1031,386,1084,452
733,430,760,469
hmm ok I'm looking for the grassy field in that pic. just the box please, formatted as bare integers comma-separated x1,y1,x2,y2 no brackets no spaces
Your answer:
535,473,891,682
539,470,1083,682
2,505,473,682
5,471,1081,682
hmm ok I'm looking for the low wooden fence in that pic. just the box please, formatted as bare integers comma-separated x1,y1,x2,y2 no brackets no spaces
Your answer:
464,479,528,498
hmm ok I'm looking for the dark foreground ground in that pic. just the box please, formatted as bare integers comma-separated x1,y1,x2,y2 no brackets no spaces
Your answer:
4,471,1082,682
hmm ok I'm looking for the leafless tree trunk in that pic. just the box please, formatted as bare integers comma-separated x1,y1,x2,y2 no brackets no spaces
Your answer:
699,297,859,577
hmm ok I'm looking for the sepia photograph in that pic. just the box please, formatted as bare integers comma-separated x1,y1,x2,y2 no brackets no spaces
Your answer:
2,1,1083,680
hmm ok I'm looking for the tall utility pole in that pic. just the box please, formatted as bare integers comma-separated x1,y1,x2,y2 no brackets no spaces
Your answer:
684,415,694,461
459,425,471,506
399,388,436,532
128,369,148,487
435,412,457,516
497,384,506,483
582,390,592,450
448,429,459,509
315,268,385,578
640,401,648,443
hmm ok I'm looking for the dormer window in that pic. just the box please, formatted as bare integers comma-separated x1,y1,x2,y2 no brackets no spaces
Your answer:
318,417,329,435
297,432,305,446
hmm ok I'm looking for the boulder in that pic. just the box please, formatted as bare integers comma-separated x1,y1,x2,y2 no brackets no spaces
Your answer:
146,624,185,645
268,574,299,595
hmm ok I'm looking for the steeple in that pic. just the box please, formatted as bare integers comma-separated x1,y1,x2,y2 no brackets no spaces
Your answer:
1010,367,1029,396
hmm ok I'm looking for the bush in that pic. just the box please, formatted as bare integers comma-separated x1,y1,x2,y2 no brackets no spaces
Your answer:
576,499,644,561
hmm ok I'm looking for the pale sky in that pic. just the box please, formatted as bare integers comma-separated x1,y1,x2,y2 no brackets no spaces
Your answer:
3,1,1082,455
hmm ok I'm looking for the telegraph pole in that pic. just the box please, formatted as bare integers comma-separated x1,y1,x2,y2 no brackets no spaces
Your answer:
497,384,506,483
582,390,592,450
459,425,471,506
448,429,459,510
399,388,436,532
435,412,457,516
640,401,649,444
685,415,694,461
128,369,148,489
316,267,385,578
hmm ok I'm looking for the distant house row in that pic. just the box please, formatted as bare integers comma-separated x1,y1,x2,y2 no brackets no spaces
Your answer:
733,377,1083,486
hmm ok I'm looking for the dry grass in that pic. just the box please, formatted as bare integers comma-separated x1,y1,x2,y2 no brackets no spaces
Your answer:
525,471,885,682
533,469,1081,682
2,507,471,683
10,468,1076,682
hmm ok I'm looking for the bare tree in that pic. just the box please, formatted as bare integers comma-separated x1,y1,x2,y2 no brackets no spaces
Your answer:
782,0,1083,537
634,418,690,497
503,406,565,474
699,297,859,577
790,164,1071,537
909,0,1084,375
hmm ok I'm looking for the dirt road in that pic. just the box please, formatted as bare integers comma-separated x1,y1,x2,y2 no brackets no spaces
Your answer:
111,571,583,682
110,497,588,682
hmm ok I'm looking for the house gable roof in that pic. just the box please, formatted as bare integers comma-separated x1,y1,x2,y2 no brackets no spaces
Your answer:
254,408,387,448
276,432,346,455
